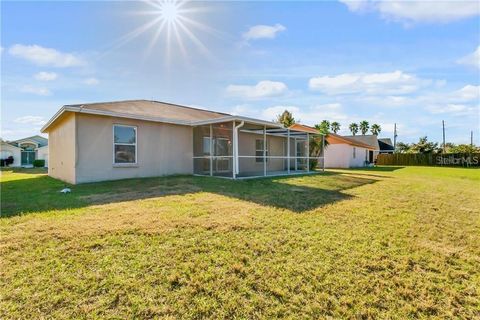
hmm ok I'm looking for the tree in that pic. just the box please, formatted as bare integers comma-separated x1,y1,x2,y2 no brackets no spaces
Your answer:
410,136,438,154
330,122,340,134
276,110,296,128
370,123,381,135
349,123,359,136
315,120,330,134
449,144,479,153
359,120,369,135
395,142,411,153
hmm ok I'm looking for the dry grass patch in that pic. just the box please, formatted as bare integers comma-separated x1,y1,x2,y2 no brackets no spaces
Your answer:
1,167,479,318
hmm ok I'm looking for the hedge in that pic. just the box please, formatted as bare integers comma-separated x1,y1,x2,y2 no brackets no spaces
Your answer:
33,159,45,167
376,153,480,167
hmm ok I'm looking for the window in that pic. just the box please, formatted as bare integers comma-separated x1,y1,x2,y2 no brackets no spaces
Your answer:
255,139,268,162
113,125,136,164
353,147,356,159
215,138,230,156
202,137,211,155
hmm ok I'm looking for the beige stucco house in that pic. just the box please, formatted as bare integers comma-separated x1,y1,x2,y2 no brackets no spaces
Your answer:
41,100,324,184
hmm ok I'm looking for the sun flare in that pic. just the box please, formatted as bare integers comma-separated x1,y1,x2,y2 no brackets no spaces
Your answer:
106,0,219,63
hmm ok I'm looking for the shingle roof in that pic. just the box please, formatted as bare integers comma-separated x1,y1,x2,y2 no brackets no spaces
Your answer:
66,100,230,122
343,135,380,150
11,135,48,147
378,138,394,151
289,124,376,149
42,100,233,132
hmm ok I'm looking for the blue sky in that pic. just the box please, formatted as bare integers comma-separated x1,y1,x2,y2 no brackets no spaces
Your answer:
1,0,479,144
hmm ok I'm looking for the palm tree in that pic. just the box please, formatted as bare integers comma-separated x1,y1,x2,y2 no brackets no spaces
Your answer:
349,123,359,136
330,122,340,134
315,120,330,134
370,124,381,135
359,120,369,135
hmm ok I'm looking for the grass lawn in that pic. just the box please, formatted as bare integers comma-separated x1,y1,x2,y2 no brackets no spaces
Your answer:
1,166,479,318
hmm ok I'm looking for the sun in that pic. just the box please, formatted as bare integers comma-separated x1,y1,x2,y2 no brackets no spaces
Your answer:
160,2,179,23
105,0,219,63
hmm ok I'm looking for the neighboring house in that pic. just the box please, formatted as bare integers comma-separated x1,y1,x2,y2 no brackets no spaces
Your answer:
344,135,395,162
290,124,376,168
0,135,49,167
41,100,324,184
0,140,22,167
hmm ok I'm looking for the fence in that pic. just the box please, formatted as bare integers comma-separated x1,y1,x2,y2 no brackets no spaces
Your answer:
376,153,480,167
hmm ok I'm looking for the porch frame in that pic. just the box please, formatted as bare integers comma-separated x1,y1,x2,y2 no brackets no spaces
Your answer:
193,118,325,179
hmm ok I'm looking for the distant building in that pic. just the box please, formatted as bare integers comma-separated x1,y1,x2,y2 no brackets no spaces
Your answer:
0,135,48,167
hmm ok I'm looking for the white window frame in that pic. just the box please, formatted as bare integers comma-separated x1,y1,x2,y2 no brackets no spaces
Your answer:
202,136,211,156
113,124,137,165
255,139,268,163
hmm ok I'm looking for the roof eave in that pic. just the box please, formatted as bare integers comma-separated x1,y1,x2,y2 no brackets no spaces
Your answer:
192,116,284,128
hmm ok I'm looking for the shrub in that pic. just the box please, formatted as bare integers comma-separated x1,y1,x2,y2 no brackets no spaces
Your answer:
33,159,45,167
6,156,14,166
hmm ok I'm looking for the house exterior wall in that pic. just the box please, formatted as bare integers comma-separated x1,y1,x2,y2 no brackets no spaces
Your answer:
238,132,286,174
0,142,21,167
74,113,193,184
37,145,49,167
47,112,76,183
325,144,369,168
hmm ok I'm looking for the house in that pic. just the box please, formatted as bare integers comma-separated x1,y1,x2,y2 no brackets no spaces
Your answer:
41,100,324,184
290,124,377,168
344,135,395,162
0,135,48,167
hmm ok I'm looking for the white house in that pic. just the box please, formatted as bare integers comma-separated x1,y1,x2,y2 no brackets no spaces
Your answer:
290,124,378,168
0,135,49,167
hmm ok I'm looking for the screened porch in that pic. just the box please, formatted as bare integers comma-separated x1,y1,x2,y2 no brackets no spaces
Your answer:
192,118,325,179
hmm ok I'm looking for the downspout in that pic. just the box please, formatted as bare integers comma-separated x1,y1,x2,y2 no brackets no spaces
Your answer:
233,121,245,177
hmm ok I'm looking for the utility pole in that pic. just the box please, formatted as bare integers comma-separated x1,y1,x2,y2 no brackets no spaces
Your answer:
471,130,473,147
393,123,397,152
442,120,446,153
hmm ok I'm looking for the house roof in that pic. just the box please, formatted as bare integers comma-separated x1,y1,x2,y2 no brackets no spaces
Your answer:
290,124,376,149
378,138,395,151
343,135,380,150
289,123,319,134
11,135,48,147
42,100,232,132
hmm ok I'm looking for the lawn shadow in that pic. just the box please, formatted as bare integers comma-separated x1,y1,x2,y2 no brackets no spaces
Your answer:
1,171,383,217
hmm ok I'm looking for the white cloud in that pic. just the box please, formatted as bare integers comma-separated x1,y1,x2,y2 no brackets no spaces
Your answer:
83,77,99,85
339,0,480,24
242,24,286,41
448,85,480,102
426,104,478,116
9,44,85,67
262,103,347,125
20,85,52,96
261,105,300,120
14,116,47,126
34,71,58,81
226,80,288,99
457,46,480,69
309,70,428,95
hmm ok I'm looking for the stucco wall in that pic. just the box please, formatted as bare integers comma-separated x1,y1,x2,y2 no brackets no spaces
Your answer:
325,144,369,168
47,112,76,183
0,142,21,167
238,132,287,174
37,145,49,167
75,113,193,183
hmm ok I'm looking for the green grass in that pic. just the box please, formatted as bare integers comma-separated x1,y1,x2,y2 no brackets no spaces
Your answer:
1,167,479,318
